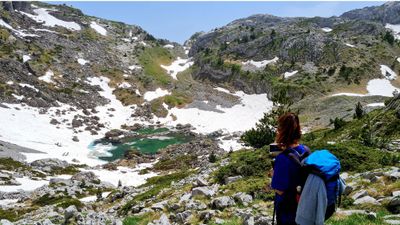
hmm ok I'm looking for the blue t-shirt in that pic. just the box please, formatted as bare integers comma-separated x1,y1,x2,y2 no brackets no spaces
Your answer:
271,144,307,224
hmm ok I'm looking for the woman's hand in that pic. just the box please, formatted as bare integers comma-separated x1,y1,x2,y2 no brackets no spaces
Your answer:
275,189,284,195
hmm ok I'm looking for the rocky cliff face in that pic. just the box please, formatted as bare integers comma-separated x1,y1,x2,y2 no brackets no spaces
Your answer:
341,2,400,24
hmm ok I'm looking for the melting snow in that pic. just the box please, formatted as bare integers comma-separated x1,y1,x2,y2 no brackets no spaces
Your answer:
380,65,397,80
143,88,171,101
214,87,231,94
32,28,58,34
366,79,399,97
38,70,55,84
118,82,132,89
77,58,89,65
128,65,141,70
284,70,298,79
90,21,107,36
80,192,111,202
18,7,81,31
6,81,13,85
22,55,31,63
397,57,400,63
322,27,333,32
345,43,355,48
163,44,174,49
19,83,39,92
12,94,24,100
159,89,273,134
366,102,385,107
242,57,279,68
161,57,193,80
385,24,400,40
0,19,39,37
83,163,157,187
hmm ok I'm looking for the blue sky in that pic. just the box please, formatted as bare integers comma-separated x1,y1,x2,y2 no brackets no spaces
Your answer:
52,1,382,44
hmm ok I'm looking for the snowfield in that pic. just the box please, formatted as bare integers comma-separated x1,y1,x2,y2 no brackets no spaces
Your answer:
385,23,400,40
284,70,298,79
38,70,55,84
22,55,31,63
322,27,332,32
0,19,39,38
380,65,397,80
90,21,107,36
366,102,385,107
18,6,81,31
161,57,193,80
242,57,279,68
143,88,171,101
77,58,89,65
163,44,174,49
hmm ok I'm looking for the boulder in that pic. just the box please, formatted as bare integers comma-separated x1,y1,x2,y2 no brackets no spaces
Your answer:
194,177,209,187
211,196,235,210
176,210,192,223
199,210,216,222
388,196,400,214
0,220,14,225
30,158,69,172
244,216,255,225
152,214,171,225
185,200,207,210
353,196,380,205
192,186,216,198
254,216,272,225
151,200,168,211
64,205,78,222
233,192,253,206
224,175,242,184
351,190,368,200
71,171,100,184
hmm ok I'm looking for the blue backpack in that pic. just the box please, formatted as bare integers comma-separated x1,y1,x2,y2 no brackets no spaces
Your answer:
285,149,344,219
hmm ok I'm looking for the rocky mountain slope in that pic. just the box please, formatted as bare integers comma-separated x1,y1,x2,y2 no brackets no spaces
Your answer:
188,2,400,128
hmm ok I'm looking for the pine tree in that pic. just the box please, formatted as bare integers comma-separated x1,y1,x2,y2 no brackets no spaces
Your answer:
354,102,364,119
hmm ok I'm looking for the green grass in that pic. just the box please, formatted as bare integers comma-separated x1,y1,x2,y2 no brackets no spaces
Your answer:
123,212,160,225
0,157,27,171
138,46,174,85
32,194,83,209
153,154,197,171
326,212,388,225
120,170,193,214
0,208,36,222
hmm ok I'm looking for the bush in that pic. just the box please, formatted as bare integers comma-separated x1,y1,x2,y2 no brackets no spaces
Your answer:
214,148,271,184
330,117,346,130
354,102,364,119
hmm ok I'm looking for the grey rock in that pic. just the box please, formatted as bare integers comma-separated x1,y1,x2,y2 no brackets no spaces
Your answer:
179,192,191,203
353,196,380,205
41,219,54,225
192,186,216,198
0,220,14,225
244,216,255,225
71,171,100,184
199,210,216,222
224,175,242,184
351,190,368,200
152,214,171,225
185,200,207,210
64,205,78,222
233,192,253,206
388,197,400,213
176,210,192,223
151,200,168,211
195,177,209,187
254,216,272,225
211,196,235,209
215,218,225,224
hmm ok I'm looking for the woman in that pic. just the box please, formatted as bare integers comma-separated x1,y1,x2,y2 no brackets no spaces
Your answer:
271,112,310,225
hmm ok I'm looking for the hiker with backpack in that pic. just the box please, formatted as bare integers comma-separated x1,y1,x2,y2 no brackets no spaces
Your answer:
270,112,344,225
271,112,311,225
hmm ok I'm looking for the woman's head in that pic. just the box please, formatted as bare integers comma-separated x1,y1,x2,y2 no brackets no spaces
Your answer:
275,112,301,148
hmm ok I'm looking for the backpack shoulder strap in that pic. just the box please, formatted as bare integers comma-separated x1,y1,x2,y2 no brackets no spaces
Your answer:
282,148,302,167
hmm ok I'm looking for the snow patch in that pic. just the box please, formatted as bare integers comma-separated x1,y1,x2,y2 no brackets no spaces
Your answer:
397,57,400,63
128,65,141,70
385,23,400,40
38,70,55,84
18,7,81,31
22,55,31,63
143,88,171,101
214,87,231,94
158,90,273,135
163,44,174,49
367,79,399,97
161,57,193,80
366,102,385,107
345,43,355,48
83,163,156,187
322,27,332,32
242,57,278,68
118,82,132,89
19,83,39,92
77,58,89,65
6,81,13,85
90,21,107,36
284,70,298,79
12,94,24,100
380,65,397,80
0,19,39,38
